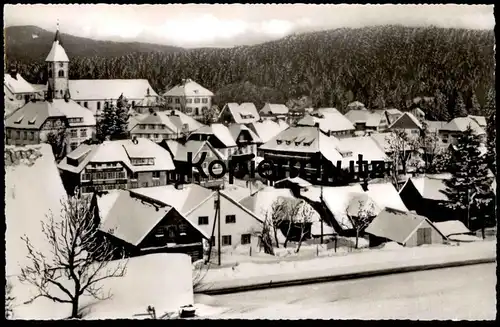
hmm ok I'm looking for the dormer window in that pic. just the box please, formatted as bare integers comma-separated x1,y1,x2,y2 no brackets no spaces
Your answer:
28,116,37,125
130,158,155,166
295,141,301,146
14,115,24,124
285,140,291,145
340,151,353,158
276,140,283,145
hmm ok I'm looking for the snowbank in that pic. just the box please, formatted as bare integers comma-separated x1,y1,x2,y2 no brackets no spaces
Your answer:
5,144,68,277
198,240,495,290
10,253,194,320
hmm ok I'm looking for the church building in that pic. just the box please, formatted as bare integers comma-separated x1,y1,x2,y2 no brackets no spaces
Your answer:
5,27,96,151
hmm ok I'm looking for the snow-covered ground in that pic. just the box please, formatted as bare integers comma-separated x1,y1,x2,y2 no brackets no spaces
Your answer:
197,240,496,291
9,253,194,320
196,263,496,320
5,144,68,277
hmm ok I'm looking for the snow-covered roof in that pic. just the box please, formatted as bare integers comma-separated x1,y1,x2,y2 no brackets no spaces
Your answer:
163,78,213,97
58,139,175,174
468,115,487,128
130,184,215,216
96,191,121,222
365,182,408,212
164,140,222,162
99,191,174,246
337,136,389,167
424,120,447,133
228,123,262,144
365,208,441,245
69,79,158,100
275,176,313,188
259,126,344,163
5,144,68,277
223,102,260,124
10,253,194,319
440,116,486,135
344,109,386,127
129,110,204,134
297,108,355,133
239,187,320,223
4,73,36,94
301,185,365,230
347,101,366,109
260,103,290,115
370,132,413,153
189,123,237,147
45,39,69,62
388,112,423,130
5,99,95,129
405,174,450,201
434,220,471,237
246,119,289,143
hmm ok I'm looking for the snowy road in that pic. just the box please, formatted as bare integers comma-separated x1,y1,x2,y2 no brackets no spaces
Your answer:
199,263,496,320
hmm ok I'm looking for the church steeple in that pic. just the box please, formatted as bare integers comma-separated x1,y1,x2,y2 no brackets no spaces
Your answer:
45,21,70,100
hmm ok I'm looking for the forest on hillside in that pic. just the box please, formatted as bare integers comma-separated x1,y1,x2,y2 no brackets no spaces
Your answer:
5,25,495,120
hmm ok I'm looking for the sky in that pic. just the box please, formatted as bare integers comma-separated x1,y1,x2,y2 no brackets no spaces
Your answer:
4,4,495,48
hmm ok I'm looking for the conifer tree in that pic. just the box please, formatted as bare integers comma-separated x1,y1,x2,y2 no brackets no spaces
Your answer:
453,92,468,118
434,89,450,121
441,126,494,230
97,94,130,141
484,87,496,117
470,92,482,116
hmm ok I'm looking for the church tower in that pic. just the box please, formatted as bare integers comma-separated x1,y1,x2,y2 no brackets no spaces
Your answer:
45,22,70,100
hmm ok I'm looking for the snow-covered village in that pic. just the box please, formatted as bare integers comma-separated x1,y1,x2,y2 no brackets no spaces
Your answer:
4,4,497,320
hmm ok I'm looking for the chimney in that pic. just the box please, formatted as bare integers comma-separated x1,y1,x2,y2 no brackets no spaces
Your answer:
147,87,150,96
132,136,139,145
9,65,17,80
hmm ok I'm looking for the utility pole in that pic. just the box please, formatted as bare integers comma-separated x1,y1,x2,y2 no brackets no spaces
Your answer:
317,123,324,244
217,188,221,266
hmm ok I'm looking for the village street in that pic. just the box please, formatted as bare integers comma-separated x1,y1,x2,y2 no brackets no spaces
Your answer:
199,263,496,320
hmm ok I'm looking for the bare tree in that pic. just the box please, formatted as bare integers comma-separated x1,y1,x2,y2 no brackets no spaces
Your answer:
348,200,376,249
192,260,211,293
386,130,419,189
19,189,127,319
267,198,290,248
256,216,275,255
283,199,304,248
5,282,15,319
295,202,314,253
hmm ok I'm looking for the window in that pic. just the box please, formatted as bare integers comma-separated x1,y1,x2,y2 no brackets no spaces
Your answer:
149,124,155,130
29,131,34,140
154,134,159,139
412,129,419,135
80,129,87,137
69,129,77,138
167,97,173,103
131,172,138,180
83,102,88,108
58,70,64,78
222,235,232,246
194,98,201,104
155,226,166,238
186,98,193,104
140,125,146,130
141,182,148,187
168,106,173,110
130,182,139,189
202,106,208,112
16,131,20,139
97,102,101,110
202,98,208,104
175,98,180,104
70,143,78,151
168,226,177,238
241,234,251,245
225,215,236,224
417,227,432,246
153,179,161,187
152,171,160,179
198,216,209,225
